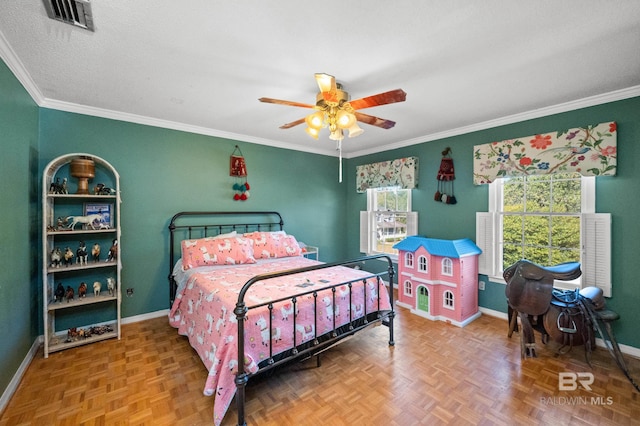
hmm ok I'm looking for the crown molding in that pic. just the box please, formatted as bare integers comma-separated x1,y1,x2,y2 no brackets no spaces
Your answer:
0,30,45,104
346,85,640,158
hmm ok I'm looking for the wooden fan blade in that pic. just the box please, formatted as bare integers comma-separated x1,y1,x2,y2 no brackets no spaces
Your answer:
279,117,306,129
258,97,315,109
349,89,407,110
355,112,396,129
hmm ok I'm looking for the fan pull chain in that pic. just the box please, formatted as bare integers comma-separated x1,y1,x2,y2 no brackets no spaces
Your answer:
338,139,343,183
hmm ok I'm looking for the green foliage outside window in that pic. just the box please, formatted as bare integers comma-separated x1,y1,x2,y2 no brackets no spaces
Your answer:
502,173,581,268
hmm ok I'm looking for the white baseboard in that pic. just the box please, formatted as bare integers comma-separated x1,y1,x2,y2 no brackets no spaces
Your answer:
121,309,169,325
0,309,169,416
0,335,42,415
480,307,640,359
479,306,509,320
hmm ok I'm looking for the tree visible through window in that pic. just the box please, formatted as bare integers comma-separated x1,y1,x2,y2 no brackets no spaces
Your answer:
501,173,581,269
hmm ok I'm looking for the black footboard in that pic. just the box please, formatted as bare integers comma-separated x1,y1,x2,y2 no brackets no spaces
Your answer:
233,254,395,426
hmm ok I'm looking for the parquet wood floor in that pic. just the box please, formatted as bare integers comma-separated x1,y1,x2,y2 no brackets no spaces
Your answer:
1,305,639,425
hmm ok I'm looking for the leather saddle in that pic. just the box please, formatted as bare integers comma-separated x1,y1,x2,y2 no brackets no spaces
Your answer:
504,259,582,316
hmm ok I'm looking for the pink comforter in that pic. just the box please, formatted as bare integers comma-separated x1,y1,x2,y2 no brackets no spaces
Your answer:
168,257,391,425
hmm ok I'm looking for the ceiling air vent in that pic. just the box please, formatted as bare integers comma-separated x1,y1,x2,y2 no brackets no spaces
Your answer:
43,0,95,31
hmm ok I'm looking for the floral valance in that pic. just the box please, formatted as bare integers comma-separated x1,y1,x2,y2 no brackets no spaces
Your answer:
356,157,418,193
473,122,617,185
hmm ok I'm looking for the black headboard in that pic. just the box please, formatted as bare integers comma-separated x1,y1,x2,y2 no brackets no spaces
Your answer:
167,211,284,303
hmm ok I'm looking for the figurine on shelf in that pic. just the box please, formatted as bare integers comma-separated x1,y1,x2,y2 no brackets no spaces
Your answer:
94,183,115,195
56,217,67,231
65,286,74,302
63,247,74,266
107,277,116,296
78,282,87,298
91,243,101,262
65,213,103,230
50,247,62,268
93,281,101,297
54,282,65,302
76,241,88,266
49,178,68,194
67,327,78,342
49,178,61,194
107,239,118,262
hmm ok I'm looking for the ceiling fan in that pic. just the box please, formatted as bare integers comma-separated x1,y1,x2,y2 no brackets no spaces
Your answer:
259,73,407,142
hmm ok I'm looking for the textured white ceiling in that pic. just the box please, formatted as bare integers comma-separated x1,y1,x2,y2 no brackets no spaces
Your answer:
1,0,639,157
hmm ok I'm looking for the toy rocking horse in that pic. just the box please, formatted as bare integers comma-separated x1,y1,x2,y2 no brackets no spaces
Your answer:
504,259,639,392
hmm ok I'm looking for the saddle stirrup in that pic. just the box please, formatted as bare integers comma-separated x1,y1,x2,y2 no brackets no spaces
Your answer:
556,311,577,333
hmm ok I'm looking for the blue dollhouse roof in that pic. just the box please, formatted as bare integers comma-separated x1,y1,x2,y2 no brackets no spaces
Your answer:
393,235,482,258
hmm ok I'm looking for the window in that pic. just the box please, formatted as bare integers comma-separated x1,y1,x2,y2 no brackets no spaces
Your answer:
476,173,612,296
403,280,413,297
360,187,417,257
502,173,582,267
404,252,414,268
443,290,454,309
441,258,453,276
418,255,427,272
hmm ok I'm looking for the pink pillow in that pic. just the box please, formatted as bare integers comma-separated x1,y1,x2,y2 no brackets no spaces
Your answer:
181,236,255,269
244,231,302,259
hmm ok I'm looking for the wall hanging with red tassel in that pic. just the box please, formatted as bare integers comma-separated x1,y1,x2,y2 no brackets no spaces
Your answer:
434,147,456,204
230,145,250,201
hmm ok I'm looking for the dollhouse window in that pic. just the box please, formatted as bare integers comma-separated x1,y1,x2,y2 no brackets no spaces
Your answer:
405,252,414,268
441,258,453,276
418,255,427,272
403,280,413,296
443,290,454,309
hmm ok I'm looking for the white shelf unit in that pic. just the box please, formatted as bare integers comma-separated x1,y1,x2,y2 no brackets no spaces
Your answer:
42,153,122,357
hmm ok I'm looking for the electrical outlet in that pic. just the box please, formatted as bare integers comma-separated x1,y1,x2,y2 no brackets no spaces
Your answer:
478,280,486,291
126,288,134,297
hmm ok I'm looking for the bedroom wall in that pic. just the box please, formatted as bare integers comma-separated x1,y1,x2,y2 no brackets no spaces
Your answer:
344,96,640,350
0,60,39,397
37,109,349,326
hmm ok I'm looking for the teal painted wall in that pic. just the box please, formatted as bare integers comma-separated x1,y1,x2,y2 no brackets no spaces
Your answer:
37,110,348,322
0,60,39,395
345,96,640,349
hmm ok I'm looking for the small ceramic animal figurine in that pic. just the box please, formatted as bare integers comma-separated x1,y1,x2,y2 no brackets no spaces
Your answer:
55,282,65,302
50,247,62,268
93,281,101,297
107,239,118,262
65,214,103,230
63,247,74,266
107,277,116,297
49,177,61,194
94,183,115,195
78,282,87,298
76,241,88,266
65,286,74,302
92,243,101,262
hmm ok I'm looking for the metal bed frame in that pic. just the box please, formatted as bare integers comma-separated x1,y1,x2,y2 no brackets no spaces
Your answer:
168,211,395,426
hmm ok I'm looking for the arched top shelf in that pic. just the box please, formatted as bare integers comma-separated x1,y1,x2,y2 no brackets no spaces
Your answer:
43,153,120,198
44,153,120,183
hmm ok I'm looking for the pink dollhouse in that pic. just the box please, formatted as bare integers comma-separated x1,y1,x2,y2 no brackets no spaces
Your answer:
393,236,482,327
